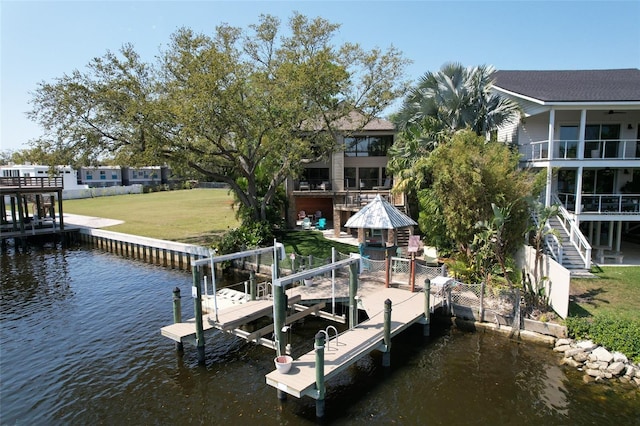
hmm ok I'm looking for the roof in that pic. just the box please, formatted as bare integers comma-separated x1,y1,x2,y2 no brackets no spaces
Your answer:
303,110,395,132
344,195,417,230
493,69,640,103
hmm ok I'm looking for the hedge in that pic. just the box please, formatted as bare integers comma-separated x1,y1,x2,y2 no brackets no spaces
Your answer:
566,315,640,363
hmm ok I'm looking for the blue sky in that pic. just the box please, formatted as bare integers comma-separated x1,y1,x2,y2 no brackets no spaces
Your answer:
2,0,639,152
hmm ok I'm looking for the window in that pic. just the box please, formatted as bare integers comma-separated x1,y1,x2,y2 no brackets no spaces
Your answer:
111,172,118,179
344,135,393,157
585,124,620,158
100,170,106,180
358,167,379,189
345,168,356,188
86,171,93,180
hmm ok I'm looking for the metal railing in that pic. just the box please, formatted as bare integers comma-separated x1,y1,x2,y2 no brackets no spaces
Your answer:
528,139,639,161
557,192,640,214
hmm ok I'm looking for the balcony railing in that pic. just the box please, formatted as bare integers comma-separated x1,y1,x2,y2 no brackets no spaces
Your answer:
0,176,64,190
557,192,640,214
528,139,639,161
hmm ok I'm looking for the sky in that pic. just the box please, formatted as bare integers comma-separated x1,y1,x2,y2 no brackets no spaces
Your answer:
1,0,639,153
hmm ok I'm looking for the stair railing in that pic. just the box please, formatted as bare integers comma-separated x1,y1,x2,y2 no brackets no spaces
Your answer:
531,208,563,265
551,194,592,269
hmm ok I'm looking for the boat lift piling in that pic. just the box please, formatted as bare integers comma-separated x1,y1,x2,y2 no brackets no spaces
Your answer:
172,287,183,352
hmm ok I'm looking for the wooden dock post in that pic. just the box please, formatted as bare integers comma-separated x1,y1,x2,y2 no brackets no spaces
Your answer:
192,266,206,364
382,299,392,367
172,287,183,352
348,261,358,329
423,279,431,337
314,331,326,418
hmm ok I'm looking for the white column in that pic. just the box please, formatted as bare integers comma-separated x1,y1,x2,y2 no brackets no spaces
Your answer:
578,109,586,159
545,109,555,206
615,221,622,252
608,221,614,248
575,166,583,214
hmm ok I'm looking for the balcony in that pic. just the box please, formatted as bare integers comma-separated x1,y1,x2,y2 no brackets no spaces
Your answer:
557,192,640,215
527,139,639,162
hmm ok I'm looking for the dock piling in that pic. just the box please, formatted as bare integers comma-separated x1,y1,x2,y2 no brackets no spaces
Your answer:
382,299,392,367
192,266,206,364
314,331,326,418
348,262,358,329
423,279,431,337
172,287,183,352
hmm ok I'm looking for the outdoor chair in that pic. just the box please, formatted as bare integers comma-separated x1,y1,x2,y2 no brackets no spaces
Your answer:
298,210,306,220
302,217,312,230
317,217,327,230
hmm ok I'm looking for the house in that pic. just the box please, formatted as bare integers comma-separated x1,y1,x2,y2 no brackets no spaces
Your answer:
492,68,640,269
0,163,87,190
288,111,409,244
78,165,123,187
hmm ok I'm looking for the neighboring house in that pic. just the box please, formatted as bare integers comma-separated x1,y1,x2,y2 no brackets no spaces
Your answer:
288,111,407,242
78,165,170,187
493,68,640,269
0,163,87,190
79,166,123,187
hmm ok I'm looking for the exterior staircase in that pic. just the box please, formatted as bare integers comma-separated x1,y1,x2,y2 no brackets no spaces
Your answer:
547,216,590,272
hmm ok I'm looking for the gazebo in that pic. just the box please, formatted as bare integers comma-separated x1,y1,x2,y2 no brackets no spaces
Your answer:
344,194,417,260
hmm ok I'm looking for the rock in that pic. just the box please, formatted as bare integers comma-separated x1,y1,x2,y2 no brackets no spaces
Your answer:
624,365,636,377
586,369,604,378
573,352,588,363
591,346,613,363
585,361,600,370
583,374,594,383
607,362,625,376
634,377,640,386
596,361,609,370
604,372,613,379
554,344,571,353
576,340,597,351
556,338,572,347
563,358,581,368
565,348,585,358
612,352,628,363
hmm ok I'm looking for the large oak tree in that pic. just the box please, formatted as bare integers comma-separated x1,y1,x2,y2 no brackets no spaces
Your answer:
28,13,409,222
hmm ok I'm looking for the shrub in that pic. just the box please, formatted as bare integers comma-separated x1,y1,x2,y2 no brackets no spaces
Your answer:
566,315,640,363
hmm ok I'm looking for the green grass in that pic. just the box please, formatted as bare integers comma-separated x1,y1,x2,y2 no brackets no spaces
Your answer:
275,229,359,258
569,266,640,322
63,189,240,244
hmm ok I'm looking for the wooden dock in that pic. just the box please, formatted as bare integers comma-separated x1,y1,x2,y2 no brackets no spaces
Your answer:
161,294,305,348
265,287,437,399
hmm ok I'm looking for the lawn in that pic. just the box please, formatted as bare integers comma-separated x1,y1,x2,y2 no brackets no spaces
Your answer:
569,266,640,322
63,189,240,244
275,229,359,259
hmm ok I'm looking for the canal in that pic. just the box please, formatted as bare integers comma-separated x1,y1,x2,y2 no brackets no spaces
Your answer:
1,244,638,425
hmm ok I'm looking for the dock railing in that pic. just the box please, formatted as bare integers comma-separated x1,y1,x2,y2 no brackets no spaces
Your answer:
0,176,64,189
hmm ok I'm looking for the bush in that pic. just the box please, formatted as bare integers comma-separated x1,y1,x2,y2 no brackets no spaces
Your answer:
214,221,274,257
566,315,640,363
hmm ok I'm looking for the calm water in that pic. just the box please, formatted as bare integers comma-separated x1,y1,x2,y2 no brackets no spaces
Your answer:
1,244,639,425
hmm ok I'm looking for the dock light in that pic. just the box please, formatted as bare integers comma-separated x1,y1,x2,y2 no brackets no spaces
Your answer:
281,326,290,332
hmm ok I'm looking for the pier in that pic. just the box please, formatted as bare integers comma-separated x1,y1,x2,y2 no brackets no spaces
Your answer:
159,242,445,418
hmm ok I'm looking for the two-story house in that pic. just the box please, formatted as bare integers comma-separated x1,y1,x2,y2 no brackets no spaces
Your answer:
288,112,406,242
493,68,640,269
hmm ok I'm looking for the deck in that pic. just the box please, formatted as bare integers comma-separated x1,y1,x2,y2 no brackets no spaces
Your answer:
265,287,437,399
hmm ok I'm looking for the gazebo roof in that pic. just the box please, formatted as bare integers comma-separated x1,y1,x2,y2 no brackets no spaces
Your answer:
344,195,417,230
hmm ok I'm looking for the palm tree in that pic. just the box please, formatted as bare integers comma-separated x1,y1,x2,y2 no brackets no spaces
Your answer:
388,63,521,200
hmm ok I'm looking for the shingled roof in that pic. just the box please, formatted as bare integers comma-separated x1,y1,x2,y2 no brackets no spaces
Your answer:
493,69,640,103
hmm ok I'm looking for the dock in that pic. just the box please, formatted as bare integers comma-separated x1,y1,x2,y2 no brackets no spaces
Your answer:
265,287,438,398
161,294,304,348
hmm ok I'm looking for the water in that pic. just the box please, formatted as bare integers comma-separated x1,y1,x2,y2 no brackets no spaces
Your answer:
1,244,639,425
